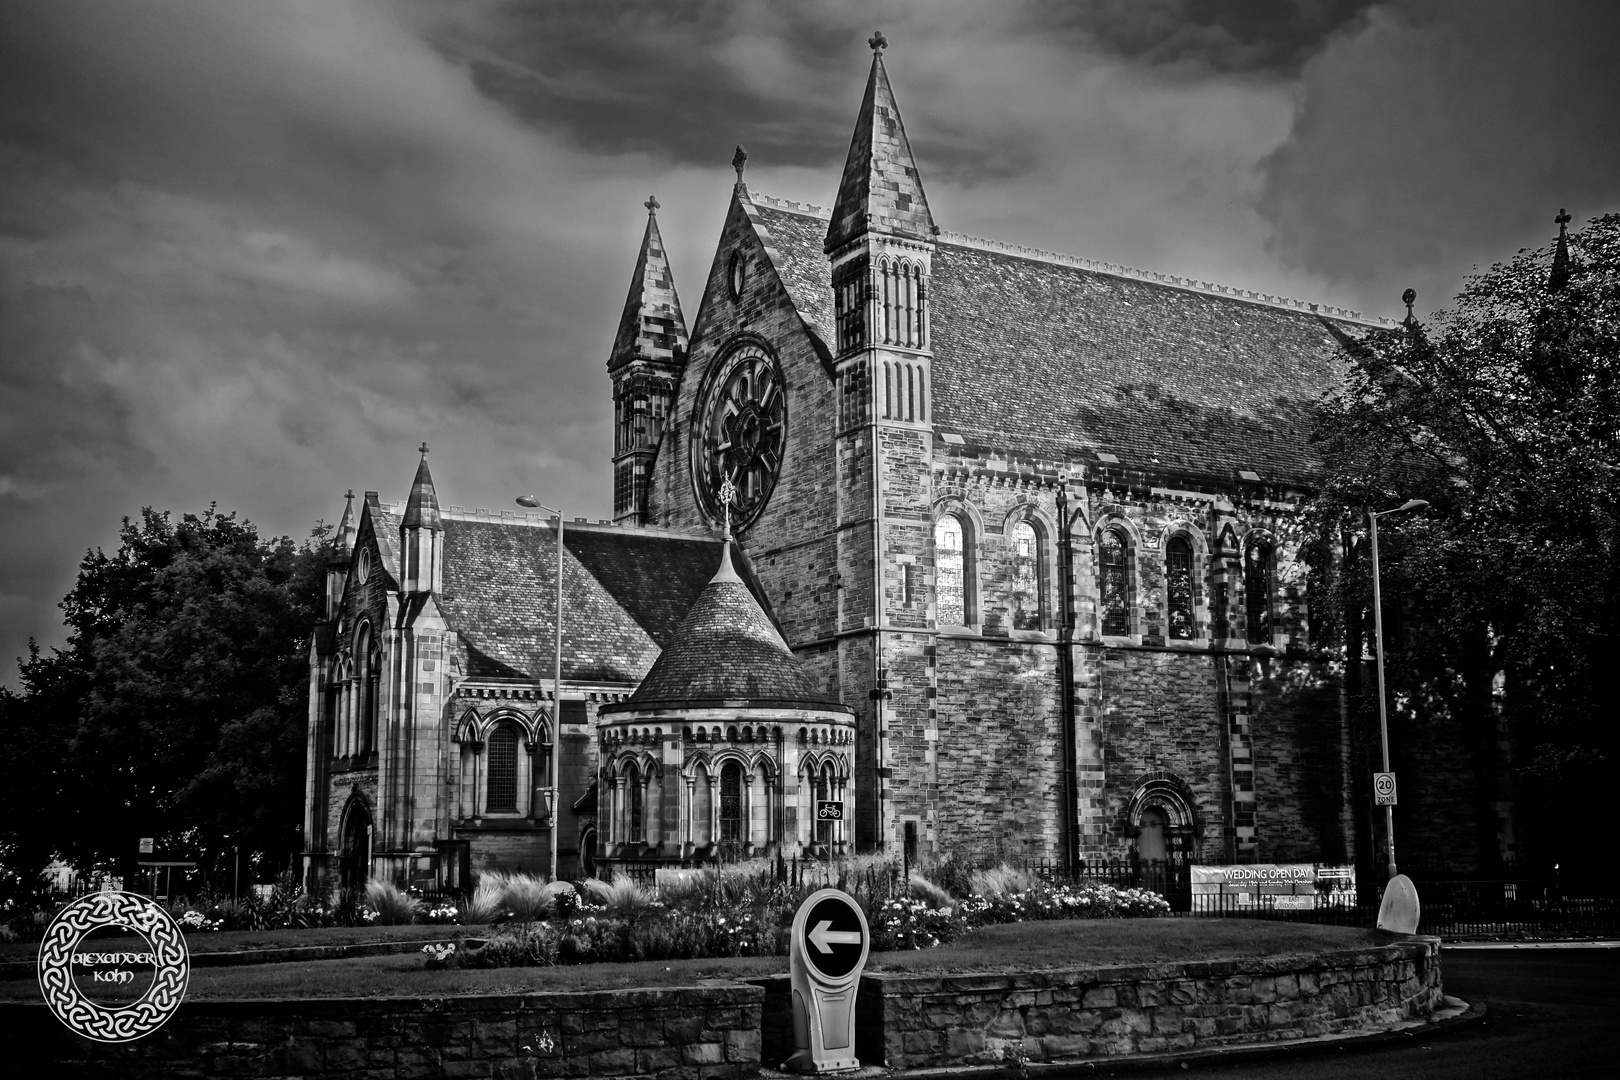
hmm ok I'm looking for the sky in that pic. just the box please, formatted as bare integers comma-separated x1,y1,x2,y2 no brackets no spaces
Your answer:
1,0,1616,684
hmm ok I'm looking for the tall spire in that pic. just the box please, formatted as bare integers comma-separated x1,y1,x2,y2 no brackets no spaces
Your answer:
1549,208,1572,292
331,489,358,562
609,197,689,370
825,31,935,253
401,443,442,531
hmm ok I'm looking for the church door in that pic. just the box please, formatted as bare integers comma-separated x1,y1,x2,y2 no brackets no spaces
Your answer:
719,763,742,863
340,801,373,891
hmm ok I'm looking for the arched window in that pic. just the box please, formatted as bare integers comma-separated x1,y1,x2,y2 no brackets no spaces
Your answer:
486,725,519,813
1098,528,1131,636
1009,520,1044,631
1245,540,1274,644
626,761,644,843
719,762,742,860
1166,535,1195,640
935,515,969,626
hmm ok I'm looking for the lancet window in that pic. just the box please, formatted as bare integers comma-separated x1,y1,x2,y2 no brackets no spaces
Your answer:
1166,534,1196,640
1098,528,1132,636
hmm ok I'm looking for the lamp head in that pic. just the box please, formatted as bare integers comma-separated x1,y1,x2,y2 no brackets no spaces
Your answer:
515,495,541,508
1397,499,1430,514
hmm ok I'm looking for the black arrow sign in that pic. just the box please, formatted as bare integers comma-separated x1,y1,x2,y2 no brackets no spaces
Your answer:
801,894,864,980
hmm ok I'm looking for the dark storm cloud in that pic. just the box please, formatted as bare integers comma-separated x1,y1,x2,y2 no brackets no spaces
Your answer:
0,0,1612,685
1259,0,1620,315
1028,0,1378,74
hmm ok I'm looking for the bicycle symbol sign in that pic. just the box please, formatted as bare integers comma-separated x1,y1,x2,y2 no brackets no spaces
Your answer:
816,800,843,821
1373,772,1397,805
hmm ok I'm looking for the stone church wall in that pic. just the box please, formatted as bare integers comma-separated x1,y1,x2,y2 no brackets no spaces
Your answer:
1248,656,1355,863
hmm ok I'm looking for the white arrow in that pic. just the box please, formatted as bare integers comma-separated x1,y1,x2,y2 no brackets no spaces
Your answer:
809,920,862,954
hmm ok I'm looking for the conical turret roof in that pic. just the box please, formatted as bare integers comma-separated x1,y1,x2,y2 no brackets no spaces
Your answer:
612,541,848,712
825,38,935,253
609,197,688,369
401,446,442,531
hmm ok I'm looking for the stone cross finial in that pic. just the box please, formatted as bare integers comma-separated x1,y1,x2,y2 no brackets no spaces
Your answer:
645,194,660,214
345,489,354,501
732,145,748,185
419,441,429,456
869,30,888,52
718,476,737,536
1556,207,1571,233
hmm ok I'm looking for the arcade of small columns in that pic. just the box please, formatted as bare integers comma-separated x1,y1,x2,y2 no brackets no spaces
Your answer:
598,713,857,859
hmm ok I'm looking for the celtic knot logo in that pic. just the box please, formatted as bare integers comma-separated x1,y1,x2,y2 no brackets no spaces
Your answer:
37,891,189,1042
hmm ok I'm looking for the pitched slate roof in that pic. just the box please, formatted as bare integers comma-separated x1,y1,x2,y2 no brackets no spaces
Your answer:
602,541,850,714
433,516,773,687
746,196,1380,485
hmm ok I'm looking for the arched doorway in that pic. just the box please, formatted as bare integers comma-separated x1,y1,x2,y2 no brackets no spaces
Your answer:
1127,773,1198,911
1136,806,1168,861
579,826,597,880
339,797,373,890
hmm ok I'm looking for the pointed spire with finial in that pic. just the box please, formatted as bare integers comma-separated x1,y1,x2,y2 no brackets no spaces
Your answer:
1401,288,1417,329
1550,208,1572,292
825,31,935,253
711,475,741,583
732,145,749,189
609,196,689,371
331,488,358,563
401,442,442,531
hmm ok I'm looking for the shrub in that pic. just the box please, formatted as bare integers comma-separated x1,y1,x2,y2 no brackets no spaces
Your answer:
501,873,552,922
968,863,1035,899
600,873,653,913
364,879,422,925
907,872,954,910
870,896,968,950
459,876,507,925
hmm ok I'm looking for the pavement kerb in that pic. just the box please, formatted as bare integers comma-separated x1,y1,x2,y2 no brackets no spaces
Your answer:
761,997,1487,1080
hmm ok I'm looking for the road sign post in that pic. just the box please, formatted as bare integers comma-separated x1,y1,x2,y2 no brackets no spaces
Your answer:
784,888,869,1074
1373,772,1397,806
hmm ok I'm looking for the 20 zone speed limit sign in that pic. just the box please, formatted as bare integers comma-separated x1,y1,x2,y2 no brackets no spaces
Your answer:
1373,772,1397,806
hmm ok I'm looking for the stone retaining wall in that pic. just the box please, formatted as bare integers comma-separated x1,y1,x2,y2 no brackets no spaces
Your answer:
862,937,1443,1069
3,938,1441,1077
3,984,762,1080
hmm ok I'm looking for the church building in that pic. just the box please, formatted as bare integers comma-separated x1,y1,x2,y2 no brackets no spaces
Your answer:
303,36,1431,892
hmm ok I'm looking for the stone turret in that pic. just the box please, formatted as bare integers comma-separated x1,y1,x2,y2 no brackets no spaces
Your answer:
399,444,442,595
609,196,689,525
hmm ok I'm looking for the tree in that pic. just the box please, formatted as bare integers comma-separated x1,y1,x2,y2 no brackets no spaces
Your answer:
1,506,329,893
1308,213,1620,882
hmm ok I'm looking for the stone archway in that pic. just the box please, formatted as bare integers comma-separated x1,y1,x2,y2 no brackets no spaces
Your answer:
339,796,373,891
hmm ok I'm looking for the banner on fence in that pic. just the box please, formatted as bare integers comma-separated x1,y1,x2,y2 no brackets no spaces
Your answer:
1190,864,1357,909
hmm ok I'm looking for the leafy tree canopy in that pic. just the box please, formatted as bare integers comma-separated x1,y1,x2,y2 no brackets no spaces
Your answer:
1309,213,1620,874
0,505,329,896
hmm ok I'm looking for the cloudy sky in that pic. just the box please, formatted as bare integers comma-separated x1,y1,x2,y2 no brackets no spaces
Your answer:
2,0,1616,683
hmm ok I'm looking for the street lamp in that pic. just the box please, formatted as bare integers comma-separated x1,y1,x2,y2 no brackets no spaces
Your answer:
516,495,564,882
1368,497,1428,880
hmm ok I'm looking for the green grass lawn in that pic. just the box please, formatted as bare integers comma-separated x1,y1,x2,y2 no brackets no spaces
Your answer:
0,920,1393,1002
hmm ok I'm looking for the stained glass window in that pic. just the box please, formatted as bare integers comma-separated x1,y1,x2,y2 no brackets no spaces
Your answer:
1166,535,1195,640
936,516,966,626
1099,529,1130,636
1009,520,1042,630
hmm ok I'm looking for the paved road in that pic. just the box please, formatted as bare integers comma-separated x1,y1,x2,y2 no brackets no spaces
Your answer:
1122,946,1619,1079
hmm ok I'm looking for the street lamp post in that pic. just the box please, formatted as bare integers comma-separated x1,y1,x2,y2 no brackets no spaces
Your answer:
516,495,564,882
1368,498,1428,881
